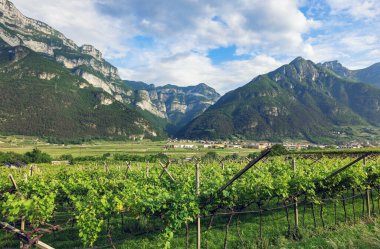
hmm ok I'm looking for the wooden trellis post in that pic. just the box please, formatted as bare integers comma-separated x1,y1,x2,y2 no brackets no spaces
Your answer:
196,161,201,249
159,161,175,182
364,157,371,218
9,174,18,190
0,222,54,249
292,158,299,232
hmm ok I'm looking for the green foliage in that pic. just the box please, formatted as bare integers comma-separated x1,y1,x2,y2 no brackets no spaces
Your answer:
59,154,74,164
0,151,25,164
24,148,52,163
223,153,241,161
247,152,260,159
269,144,288,156
113,152,169,162
0,155,380,247
202,151,219,162
102,153,111,159
0,149,52,165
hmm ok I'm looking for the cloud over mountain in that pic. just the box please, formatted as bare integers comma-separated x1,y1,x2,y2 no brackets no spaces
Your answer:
11,0,380,93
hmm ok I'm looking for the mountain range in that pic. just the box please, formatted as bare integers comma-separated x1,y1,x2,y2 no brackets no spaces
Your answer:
0,0,219,141
123,81,220,134
321,60,380,89
0,0,379,143
178,57,380,143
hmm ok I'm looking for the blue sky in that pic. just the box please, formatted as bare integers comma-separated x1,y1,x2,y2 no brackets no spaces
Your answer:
12,0,380,93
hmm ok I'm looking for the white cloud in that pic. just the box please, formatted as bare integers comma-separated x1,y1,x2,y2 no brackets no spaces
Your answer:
95,0,319,55
8,0,337,93
119,53,283,94
94,0,320,92
327,0,380,19
11,0,130,58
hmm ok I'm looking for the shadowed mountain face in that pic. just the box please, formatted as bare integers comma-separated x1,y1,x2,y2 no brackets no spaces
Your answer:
178,57,380,143
0,43,161,142
321,60,380,88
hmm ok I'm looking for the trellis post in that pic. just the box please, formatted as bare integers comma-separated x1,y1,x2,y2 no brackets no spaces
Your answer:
364,157,371,218
292,158,299,232
196,161,201,249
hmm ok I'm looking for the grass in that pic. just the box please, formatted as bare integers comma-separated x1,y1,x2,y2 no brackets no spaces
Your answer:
0,135,260,158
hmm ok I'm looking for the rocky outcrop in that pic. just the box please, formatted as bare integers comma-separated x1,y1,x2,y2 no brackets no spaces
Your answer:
38,72,56,80
320,60,380,88
124,81,221,129
80,45,102,61
0,0,121,96
0,0,77,50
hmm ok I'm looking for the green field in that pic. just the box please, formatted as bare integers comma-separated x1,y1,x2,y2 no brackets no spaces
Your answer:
1,151,380,248
0,135,261,158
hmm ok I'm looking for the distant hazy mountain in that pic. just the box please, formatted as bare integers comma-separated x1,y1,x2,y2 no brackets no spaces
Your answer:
124,81,220,134
178,57,380,143
321,60,380,88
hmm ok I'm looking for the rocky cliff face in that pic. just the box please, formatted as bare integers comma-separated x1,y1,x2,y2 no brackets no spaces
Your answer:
0,0,122,95
124,81,220,131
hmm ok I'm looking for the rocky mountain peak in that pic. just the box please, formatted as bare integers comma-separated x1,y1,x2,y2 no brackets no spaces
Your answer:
322,60,343,68
0,0,126,97
270,57,319,83
289,57,316,73
320,60,352,78
179,57,380,142
0,0,78,52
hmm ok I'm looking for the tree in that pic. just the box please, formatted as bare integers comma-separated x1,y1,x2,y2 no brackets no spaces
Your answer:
24,148,52,163
269,144,288,156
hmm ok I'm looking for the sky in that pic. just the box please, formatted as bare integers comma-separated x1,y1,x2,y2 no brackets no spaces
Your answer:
11,0,380,93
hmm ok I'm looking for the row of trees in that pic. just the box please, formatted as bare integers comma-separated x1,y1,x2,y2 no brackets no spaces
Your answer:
0,149,51,164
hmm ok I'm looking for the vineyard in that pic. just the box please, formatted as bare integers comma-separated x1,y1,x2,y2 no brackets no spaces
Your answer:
1,150,380,248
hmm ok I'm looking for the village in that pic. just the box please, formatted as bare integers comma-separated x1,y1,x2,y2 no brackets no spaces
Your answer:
165,139,380,151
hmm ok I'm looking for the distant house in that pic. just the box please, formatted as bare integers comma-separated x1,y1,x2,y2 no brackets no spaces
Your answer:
51,160,70,165
245,143,271,150
226,144,242,149
284,143,310,150
167,144,198,149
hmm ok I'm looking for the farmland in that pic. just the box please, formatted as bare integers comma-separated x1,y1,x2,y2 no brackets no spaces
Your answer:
0,135,260,158
1,145,380,248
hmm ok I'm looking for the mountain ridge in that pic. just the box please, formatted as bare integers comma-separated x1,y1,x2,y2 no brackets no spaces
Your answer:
0,43,162,142
178,57,380,142
124,80,220,133
0,0,220,139
321,60,380,88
